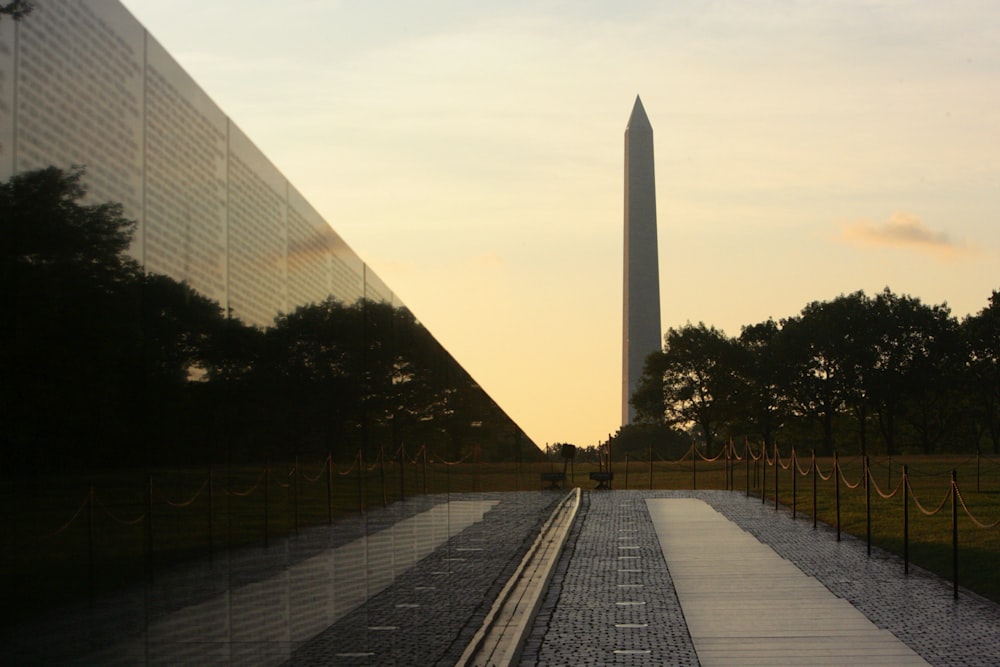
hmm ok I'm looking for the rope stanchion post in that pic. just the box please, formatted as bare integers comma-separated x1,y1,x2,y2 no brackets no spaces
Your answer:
835,452,841,542
648,444,653,490
357,450,366,515
977,448,981,493
774,442,779,511
399,443,406,503
326,454,333,525
208,464,214,562
422,446,428,496
624,455,629,490
145,474,154,582
293,457,300,537
733,442,740,491
692,443,697,491
792,448,797,519
745,440,750,498
865,456,871,557
811,450,817,530
762,444,767,505
87,484,95,607
952,469,959,600
264,462,270,548
726,439,733,491
903,465,909,575
379,445,387,508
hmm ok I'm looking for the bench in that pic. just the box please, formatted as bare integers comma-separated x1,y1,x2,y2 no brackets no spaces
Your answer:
589,471,613,490
540,471,566,490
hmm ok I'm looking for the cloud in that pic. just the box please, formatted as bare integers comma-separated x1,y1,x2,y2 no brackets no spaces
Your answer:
839,212,974,259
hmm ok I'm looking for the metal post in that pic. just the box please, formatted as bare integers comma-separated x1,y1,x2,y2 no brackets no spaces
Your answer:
903,465,909,575
865,455,871,556
648,444,653,490
625,454,629,490
774,443,779,511
145,474,154,582
357,450,365,515
208,464,214,561
952,469,959,600
792,448,797,519
87,484,95,606
762,445,767,505
811,451,817,530
293,456,300,537
379,445,387,507
422,446,428,496
745,441,750,498
692,443,697,491
399,443,406,503
835,452,841,542
326,454,333,524
264,462,270,547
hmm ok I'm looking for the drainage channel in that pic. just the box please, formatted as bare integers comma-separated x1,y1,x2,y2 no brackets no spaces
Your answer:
456,488,581,667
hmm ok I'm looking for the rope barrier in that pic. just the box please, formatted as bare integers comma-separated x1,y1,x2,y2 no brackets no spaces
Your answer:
227,470,265,497
794,454,812,477
695,447,726,463
838,464,864,490
730,441,744,462
815,461,833,482
300,455,330,484
868,469,903,500
335,452,361,477
775,449,791,471
96,498,146,526
158,478,209,508
41,493,91,539
955,484,1000,529
437,451,475,466
906,477,951,516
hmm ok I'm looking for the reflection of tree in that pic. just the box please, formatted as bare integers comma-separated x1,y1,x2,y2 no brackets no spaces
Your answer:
0,168,535,471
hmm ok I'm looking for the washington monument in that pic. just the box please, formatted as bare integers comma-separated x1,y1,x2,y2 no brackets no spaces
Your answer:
622,95,662,424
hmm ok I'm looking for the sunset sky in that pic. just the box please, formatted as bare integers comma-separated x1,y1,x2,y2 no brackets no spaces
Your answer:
122,0,1000,450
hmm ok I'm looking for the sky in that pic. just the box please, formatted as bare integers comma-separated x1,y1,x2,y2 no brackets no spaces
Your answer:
121,0,1000,450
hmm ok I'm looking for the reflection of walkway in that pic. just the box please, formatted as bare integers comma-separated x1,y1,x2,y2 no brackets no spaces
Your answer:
649,498,928,666
86,500,499,664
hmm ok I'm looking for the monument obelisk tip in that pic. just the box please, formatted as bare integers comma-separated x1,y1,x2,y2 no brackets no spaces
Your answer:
627,95,652,132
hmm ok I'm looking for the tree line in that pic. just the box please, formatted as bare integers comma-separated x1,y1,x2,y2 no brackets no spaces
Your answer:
1,167,535,473
631,288,1000,457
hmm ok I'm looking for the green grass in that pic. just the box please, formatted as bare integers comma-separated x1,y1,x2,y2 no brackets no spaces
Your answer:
3,453,999,624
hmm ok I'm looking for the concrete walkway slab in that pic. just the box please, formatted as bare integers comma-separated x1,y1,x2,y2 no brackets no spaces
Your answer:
647,498,930,666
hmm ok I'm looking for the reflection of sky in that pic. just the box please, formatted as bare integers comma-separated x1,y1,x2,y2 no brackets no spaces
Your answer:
122,1,1000,448
79,501,498,665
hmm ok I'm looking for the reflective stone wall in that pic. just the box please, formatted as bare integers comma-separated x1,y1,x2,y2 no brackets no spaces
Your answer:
0,0,384,326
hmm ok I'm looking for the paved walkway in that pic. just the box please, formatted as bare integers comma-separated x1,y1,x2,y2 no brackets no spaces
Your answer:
649,498,927,665
523,490,1000,667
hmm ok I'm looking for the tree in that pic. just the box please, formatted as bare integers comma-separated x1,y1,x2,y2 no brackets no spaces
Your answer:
868,288,959,455
1,168,143,468
963,291,1000,453
633,323,741,455
0,1,32,22
734,319,788,449
777,296,861,455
